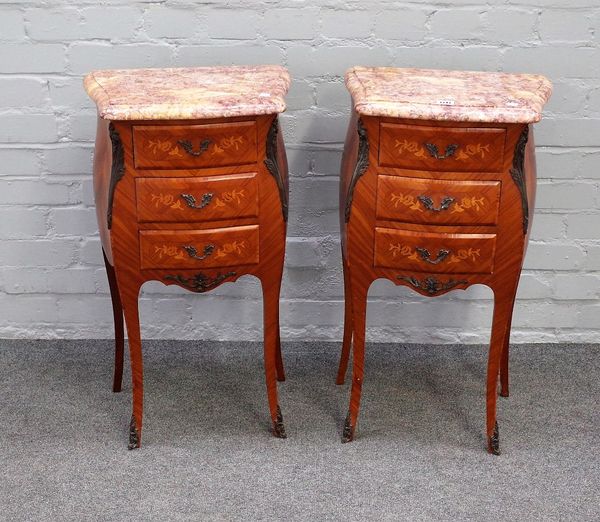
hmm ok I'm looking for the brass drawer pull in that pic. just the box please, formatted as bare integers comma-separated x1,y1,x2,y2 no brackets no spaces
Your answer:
415,247,451,265
182,244,215,261
180,192,213,210
424,143,459,160
177,138,211,157
417,195,455,212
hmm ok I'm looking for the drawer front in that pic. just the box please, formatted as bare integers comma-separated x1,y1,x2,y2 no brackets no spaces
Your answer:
140,225,259,270
133,121,257,169
136,174,259,223
376,175,501,226
379,123,506,172
374,227,496,274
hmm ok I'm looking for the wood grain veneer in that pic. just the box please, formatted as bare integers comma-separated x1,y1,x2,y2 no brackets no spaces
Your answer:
337,113,538,456
379,122,506,172
375,175,501,226
93,115,288,448
135,173,259,223
373,227,497,274
132,121,258,170
139,225,260,270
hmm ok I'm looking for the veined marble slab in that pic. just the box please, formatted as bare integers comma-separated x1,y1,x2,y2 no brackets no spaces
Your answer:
345,67,552,123
84,65,291,120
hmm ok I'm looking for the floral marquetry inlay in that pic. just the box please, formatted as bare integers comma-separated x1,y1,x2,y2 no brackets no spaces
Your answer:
151,193,184,210
394,139,427,158
149,189,246,212
212,136,245,154
154,245,184,260
214,189,246,207
147,138,183,157
394,139,491,161
456,144,490,160
389,243,418,260
145,136,245,157
389,193,487,215
447,248,481,264
214,241,246,259
153,241,247,261
390,193,422,212
451,196,486,213
388,243,481,267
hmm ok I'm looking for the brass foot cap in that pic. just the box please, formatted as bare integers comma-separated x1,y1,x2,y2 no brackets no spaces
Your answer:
128,415,140,450
341,413,354,443
487,421,500,455
271,406,287,439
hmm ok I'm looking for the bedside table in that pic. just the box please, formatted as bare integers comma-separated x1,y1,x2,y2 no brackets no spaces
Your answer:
337,67,552,454
84,66,290,448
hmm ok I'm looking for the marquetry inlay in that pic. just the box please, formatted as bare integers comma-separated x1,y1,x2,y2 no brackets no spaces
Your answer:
145,135,245,158
447,248,481,264
450,196,486,213
390,193,422,211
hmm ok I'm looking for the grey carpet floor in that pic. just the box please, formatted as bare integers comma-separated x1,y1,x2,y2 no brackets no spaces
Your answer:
0,340,598,521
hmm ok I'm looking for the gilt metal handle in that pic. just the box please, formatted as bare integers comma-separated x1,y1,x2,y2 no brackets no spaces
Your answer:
182,244,215,261
415,247,451,265
177,138,211,157
417,195,455,212
180,192,213,210
424,143,459,160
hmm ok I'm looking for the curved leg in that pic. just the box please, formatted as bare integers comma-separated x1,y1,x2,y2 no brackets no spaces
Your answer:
261,277,286,438
341,278,368,443
336,257,353,385
499,320,512,398
486,285,516,455
499,293,517,398
120,282,143,450
275,308,285,382
102,249,125,393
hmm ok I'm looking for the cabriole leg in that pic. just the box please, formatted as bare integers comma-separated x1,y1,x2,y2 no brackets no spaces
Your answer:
336,257,354,385
275,309,285,382
342,278,368,443
499,290,517,398
486,285,517,455
102,249,125,393
261,277,286,438
120,283,143,450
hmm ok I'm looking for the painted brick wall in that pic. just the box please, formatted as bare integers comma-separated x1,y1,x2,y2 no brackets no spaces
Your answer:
0,0,598,343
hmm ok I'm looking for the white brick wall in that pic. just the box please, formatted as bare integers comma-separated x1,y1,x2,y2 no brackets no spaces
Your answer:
0,0,598,343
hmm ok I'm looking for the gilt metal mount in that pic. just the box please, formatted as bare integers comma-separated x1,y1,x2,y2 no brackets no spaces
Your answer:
164,271,235,293
398,275,467,295
345,119,370,222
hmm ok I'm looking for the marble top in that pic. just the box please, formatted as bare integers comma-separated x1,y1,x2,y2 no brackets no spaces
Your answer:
345,67,552,123
84,65,291,121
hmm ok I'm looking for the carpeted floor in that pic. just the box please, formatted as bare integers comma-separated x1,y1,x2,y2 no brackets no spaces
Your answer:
0,340,598,521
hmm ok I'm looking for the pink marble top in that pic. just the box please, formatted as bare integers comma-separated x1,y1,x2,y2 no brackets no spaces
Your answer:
345,67,552,123
84,65,291,121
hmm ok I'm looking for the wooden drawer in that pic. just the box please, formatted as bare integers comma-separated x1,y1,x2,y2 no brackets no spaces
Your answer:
139,225,259,270
374,227,496,274
376,175,501,226
379,123,506,172
133,121,257,169
136,173,259,223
